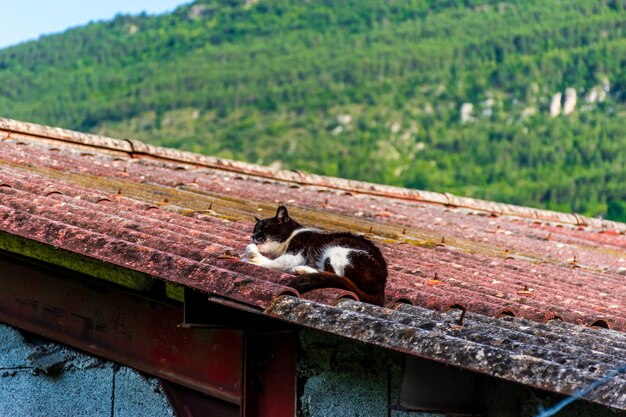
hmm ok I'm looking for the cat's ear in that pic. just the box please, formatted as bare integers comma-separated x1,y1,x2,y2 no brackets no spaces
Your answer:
275,205,290,223
254,216,260,222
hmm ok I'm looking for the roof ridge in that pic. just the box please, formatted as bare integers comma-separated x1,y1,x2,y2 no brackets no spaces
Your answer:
2,117,625,232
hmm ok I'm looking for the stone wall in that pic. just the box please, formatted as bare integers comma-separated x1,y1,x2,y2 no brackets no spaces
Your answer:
297,329,620,417
298,330,436,417
0,323,174,417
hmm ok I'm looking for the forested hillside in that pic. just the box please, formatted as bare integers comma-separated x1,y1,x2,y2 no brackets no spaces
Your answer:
1,0,626,220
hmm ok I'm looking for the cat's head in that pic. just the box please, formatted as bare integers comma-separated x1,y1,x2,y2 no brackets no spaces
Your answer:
252,206,301,256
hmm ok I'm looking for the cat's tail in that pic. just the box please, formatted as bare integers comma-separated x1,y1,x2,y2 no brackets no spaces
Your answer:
285,272,385,306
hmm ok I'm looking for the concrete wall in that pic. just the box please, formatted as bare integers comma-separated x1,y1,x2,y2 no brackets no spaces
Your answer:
1,322,621,417
298,330,437,417
0,323,174,417
298,330,621,417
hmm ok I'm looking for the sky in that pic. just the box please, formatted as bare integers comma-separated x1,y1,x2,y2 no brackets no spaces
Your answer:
0,0,192,49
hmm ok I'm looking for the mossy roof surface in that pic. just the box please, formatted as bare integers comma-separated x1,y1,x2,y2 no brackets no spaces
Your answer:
1,117,625,409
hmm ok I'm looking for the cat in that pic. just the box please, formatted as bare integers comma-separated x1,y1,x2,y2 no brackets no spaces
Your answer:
242,206,387,306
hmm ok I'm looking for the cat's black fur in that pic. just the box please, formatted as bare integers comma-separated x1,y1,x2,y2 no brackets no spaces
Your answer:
243,206,387,306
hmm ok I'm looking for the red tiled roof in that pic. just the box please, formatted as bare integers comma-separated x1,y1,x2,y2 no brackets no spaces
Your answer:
1,118,623,330
1,118,625,408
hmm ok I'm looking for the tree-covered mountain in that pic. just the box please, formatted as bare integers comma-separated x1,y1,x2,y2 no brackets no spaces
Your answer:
1,0,625,221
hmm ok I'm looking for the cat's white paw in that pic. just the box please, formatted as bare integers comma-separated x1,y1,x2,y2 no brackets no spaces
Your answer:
242,243,261,263
292,265,318,275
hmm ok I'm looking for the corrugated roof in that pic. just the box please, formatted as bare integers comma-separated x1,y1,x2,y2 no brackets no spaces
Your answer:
0,117,625,409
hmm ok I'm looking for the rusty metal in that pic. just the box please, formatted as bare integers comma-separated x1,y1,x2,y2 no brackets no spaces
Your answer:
243,332,297,417
159,380,239,417
0,254,244,404
182,287,293,333
180,289,298,416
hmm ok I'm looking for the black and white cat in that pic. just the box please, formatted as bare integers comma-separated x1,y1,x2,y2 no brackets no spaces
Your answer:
242,206,387,306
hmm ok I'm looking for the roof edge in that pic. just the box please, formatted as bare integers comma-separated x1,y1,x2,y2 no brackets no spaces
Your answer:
264,295,626,411
2,117,624,232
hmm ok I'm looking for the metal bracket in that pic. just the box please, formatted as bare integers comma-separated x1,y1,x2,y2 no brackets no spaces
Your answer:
182,287,294,334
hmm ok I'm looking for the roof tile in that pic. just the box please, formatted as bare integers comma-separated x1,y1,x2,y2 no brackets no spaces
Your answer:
1,118,625,409
0,121,624,330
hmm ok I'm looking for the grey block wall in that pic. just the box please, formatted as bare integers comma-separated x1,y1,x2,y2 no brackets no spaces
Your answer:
298,329,624,417
0,323,174,417
298,330,441,417
2,322,622,417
